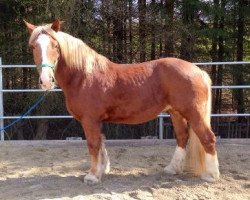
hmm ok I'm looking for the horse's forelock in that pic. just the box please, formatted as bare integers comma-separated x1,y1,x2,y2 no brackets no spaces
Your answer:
29,25,55,45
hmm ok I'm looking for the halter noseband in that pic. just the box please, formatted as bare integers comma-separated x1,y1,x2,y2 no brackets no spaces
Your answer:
37,63,56,69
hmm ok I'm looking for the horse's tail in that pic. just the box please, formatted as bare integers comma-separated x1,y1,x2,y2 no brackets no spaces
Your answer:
185,70,212,175
186,127,206,175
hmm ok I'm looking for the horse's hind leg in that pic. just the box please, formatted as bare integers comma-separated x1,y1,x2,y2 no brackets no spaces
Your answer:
188,111,220,182
164,109,189,174
81,119,110,184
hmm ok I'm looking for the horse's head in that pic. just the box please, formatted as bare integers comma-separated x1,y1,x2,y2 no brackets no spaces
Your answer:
24,20,62,90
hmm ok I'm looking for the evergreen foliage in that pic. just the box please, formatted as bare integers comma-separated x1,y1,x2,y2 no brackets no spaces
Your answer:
0,0,249,139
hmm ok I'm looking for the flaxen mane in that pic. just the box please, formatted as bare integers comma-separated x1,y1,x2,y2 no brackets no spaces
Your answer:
29,24,108,74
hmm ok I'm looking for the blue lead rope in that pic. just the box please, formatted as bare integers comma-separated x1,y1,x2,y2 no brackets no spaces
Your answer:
0,92,48,132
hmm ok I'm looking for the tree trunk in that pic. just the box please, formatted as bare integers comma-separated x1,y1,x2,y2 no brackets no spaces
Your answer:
102,0,113,58
35,120,49,140
214,0,226,114
139,0,146,62
164,0,174,57
128,0,133,63
112,0,124,62
123,1,128,63
233,0,246,116
211,0,219,114
34,96,51,140
180,0,197,61
107,14,112,58
159,0,164,57
150,0,156,60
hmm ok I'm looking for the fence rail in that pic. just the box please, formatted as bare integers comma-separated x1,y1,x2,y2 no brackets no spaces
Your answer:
1,85,250,92
0,58,249,140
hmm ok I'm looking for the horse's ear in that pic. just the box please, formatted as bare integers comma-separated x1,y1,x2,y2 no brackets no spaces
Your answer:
51,19,63,32
24,20,36,34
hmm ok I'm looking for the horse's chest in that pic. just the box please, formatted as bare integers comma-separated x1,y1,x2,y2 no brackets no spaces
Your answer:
64,94,87,121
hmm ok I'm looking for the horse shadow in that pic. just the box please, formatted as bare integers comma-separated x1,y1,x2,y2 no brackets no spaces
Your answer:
0,171,209,200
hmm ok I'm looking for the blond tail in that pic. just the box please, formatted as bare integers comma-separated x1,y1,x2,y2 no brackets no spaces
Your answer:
185,71,212,176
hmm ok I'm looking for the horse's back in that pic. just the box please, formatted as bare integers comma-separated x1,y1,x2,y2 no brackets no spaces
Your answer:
156,57,210,87
156,57,203,76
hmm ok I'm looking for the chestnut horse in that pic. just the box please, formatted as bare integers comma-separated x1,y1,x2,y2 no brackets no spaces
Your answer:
24,20,220,184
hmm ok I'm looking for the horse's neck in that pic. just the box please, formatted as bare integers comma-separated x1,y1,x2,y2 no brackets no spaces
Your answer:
55,56,113,90
55,58,81,90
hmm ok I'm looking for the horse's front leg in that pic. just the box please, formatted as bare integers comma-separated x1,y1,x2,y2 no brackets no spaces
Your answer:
81,119,110,184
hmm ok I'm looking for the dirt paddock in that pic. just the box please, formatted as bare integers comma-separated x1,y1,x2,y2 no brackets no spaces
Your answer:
0,139,249,200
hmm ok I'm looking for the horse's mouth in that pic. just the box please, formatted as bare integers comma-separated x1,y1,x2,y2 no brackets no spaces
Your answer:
40,81,56,91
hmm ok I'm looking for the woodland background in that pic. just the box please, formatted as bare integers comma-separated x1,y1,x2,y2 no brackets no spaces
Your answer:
0,0,249,140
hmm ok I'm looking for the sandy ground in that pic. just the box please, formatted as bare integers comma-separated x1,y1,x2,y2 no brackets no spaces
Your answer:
0,139,249,200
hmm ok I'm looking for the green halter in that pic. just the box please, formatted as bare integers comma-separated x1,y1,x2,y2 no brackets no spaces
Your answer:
37,63,56,69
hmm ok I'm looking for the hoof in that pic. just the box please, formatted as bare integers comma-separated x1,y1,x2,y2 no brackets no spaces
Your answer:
164,165,177,175
164,146,186,175
84,173,100,185
201,172,220,183
202,153,220,183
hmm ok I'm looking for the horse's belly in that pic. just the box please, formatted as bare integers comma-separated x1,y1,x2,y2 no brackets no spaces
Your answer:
105,105,166,124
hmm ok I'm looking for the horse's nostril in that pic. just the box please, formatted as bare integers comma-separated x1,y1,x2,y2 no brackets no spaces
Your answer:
39,79,43,85
51,77,55,83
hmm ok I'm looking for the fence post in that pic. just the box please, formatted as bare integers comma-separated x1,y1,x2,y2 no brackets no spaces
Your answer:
159,115,163,139
0,57,4,141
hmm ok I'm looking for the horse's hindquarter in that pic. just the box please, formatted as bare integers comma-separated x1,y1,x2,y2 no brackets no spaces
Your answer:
157,58,211,115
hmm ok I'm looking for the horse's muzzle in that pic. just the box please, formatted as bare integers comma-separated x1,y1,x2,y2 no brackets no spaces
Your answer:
39,67,56,90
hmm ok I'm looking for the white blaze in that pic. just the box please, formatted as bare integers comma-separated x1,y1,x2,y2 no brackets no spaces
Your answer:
37,34,53,90
40,67,52,90
37,34,50,64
